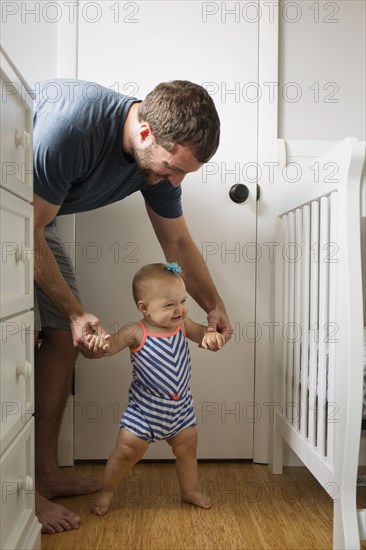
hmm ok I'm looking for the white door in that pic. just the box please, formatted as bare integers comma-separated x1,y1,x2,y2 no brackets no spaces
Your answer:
74,1,258,459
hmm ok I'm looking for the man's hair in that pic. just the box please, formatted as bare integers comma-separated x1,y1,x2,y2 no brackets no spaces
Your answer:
137,80,220,163
132,263,183,304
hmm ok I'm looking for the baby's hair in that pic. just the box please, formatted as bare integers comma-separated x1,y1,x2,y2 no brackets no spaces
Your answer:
132,262,183,304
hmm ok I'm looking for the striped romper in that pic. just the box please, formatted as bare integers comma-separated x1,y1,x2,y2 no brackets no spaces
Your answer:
120,321,197,442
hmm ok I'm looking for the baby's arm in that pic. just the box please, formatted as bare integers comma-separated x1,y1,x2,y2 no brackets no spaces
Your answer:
87,334,112,354
201,329,225,351
184,317,225,351
87,322,142,356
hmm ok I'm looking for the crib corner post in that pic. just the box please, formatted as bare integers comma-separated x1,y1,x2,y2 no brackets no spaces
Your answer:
333,496,361,550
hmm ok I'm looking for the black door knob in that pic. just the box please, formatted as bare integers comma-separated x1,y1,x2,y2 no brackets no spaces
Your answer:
229,184,249,203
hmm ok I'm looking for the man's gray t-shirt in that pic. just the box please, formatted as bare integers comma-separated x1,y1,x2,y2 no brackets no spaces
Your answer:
33,79,182,218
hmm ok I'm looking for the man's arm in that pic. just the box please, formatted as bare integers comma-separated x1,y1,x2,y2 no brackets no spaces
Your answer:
146,204,232,341
34,193,110,354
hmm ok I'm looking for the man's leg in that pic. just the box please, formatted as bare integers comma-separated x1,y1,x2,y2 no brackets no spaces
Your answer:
34,222,101,532
35,327,100,533
34,327,101,533
35,326,99,496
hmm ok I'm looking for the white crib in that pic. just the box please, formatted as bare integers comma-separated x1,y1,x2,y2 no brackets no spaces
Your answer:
272,137,366,549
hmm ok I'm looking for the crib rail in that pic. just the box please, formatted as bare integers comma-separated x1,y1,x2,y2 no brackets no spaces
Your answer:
279,192,336,462
272,138,365,550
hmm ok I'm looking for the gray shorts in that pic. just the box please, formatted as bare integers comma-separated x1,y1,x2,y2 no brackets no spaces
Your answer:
34,221,82,332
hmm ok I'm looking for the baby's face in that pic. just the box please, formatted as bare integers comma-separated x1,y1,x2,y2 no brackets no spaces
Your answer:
142,277,188,330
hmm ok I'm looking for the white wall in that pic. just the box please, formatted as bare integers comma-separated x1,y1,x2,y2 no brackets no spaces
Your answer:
279,0,365,141
0,0,60,85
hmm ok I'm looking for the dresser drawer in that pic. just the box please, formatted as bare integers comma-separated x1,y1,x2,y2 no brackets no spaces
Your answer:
0,49,33,202
0,311,34,453
0,419,36,550
0,188,33,318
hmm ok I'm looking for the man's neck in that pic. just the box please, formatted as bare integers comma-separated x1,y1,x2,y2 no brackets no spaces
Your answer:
122,102,140,156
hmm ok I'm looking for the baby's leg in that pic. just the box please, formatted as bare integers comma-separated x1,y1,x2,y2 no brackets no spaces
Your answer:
167,427,212,509
91,428,148,516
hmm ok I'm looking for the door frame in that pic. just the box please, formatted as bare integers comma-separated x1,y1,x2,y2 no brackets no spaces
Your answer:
255,0,279,463
57,0,279,464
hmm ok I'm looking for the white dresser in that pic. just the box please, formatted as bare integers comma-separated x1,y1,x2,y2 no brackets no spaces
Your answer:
0,48,41,550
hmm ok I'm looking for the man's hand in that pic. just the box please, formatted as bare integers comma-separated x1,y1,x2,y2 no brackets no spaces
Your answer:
207,306,233,343
70,312,111,358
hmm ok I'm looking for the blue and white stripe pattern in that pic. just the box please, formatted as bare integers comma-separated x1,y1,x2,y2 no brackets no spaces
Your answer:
120,322,197,442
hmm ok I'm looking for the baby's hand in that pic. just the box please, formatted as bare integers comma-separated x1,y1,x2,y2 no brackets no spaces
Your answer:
86,334,112,353
201,330,225,351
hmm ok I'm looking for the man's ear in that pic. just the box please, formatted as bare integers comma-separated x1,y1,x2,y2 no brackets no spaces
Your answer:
137,300,148,314
139,123,153,143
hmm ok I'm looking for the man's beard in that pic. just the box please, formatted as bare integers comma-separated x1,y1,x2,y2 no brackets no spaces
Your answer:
132,143,163,185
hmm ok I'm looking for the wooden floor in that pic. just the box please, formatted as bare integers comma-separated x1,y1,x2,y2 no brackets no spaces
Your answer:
42,462,366,550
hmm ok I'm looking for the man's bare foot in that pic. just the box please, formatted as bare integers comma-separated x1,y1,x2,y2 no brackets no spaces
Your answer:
181,491,212,509
36,492,81,534
37,470,101,499
90,491,114,516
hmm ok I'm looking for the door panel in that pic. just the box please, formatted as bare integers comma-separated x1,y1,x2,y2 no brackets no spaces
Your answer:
75,0,258,459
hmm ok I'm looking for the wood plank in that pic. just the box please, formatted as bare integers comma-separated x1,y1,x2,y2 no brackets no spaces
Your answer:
40,463,366,549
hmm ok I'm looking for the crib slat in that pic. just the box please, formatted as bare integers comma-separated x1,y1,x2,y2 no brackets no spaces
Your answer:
282,214,289,408
293,208,302,430
308,201,320,447
286,211,296,422
326,192,337,464
317,197,330,457
300,205,311,438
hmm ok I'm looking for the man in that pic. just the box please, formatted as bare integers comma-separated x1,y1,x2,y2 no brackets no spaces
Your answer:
33,79,231,533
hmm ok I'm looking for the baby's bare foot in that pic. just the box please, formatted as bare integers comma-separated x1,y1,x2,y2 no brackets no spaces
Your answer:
182,491,212,509
90,491,114,516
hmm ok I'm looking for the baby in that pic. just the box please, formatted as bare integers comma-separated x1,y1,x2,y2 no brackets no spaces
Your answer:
87,262,225,515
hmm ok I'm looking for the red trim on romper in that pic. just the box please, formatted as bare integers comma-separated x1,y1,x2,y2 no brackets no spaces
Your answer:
129,320,186,353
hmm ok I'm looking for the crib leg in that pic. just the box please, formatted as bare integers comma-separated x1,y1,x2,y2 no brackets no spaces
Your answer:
333,493,360,549
271,418,284,474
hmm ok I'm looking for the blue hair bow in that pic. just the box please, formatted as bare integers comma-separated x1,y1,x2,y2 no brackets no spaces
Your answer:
164,261,182,274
